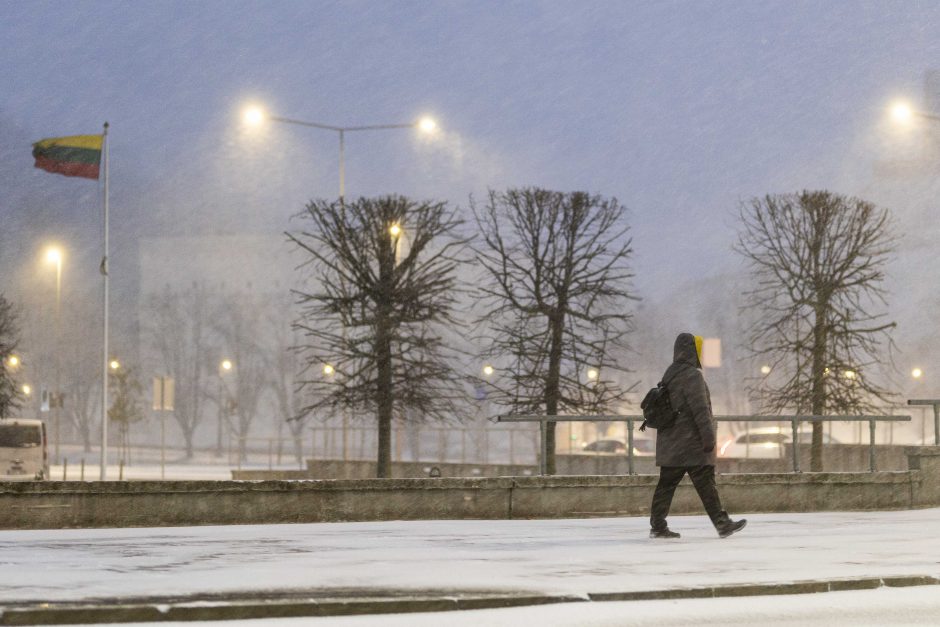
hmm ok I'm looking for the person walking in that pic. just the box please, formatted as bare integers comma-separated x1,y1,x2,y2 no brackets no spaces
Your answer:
649,332,747,539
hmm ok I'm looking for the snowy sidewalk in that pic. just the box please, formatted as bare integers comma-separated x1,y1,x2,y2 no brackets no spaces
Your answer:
2,508,939,606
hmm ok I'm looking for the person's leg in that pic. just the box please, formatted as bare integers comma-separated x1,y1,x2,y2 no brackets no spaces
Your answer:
687,465,726,526
650,466,686,531
688,465,747,537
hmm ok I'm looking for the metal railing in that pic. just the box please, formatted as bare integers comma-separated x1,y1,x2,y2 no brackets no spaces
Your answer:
493,414,912,474
908,400,940,445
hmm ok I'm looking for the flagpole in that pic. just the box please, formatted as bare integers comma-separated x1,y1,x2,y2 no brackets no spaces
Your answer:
100,122,110,481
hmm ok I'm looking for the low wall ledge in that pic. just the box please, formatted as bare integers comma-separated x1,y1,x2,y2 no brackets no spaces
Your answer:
905,445,940,457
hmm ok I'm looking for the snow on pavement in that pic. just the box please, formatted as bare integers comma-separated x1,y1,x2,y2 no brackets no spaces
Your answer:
119,586,940,627
1,508,939,603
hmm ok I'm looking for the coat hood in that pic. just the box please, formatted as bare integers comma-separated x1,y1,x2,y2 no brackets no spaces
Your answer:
673,332,703,368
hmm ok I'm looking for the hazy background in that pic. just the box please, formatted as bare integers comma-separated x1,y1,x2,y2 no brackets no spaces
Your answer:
3,1,940,454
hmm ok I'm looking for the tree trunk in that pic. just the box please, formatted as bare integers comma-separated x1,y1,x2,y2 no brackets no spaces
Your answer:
543,312,565,475
376,334,393,477
183,427,195,459
375,248,395,478
810,302,828,471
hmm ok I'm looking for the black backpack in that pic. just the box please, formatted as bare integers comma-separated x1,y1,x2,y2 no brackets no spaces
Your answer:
639,372,680,432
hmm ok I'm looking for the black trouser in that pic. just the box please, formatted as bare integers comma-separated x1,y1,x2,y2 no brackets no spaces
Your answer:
650,465,727,531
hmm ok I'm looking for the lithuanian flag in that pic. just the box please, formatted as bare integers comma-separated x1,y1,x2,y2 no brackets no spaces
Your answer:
32,135,103,180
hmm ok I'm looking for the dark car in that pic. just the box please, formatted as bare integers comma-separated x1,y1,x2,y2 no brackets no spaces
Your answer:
582,439,626,453
581,438,655,456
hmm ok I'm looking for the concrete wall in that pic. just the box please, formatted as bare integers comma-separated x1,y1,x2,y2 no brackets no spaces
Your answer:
230,444,912,481
1,447,938,530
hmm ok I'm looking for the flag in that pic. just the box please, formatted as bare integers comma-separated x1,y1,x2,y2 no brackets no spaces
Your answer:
32,135,103,180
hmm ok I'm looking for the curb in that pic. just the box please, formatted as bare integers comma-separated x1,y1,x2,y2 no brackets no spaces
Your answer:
2,576,938,625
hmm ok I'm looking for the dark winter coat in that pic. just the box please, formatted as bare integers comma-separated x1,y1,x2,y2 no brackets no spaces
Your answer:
654,333,718,467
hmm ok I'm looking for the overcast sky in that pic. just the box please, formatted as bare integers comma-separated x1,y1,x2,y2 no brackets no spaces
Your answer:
2,0,939,300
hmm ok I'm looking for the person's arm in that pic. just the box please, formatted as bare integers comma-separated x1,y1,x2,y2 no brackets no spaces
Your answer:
687,371,716,451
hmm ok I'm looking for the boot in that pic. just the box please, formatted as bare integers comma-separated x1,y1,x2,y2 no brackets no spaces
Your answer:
649,527,681,539
717,518,747,538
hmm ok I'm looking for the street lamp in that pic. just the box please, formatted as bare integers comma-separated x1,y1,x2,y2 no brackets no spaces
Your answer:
482,364,494,377
109,359,121,371
43,245,63,462
322,364,335,376
217,359,234,457
241,104,439,201
889,100,940,125
21,384,31,397
912,367,924,380
5,355,20,370
587,368,599,381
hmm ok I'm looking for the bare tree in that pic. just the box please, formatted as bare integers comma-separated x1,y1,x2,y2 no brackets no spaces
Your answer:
108,365,144,463
0,294,22,419
213,290,269,462
148,283,212,459
62,341,99,452
473,188,637,474
289,195,468,478
268,294,307,467
735,190,897,471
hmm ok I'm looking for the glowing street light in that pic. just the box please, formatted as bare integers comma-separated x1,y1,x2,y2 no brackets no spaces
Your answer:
5,354,20,370
912,367,924,380
389,223,402,238
323,364,335,376
760,365,772,376
240,103,440,201
890,101,914,124
220,359,233,372
242,105,265,126
587,368,599,380
21,384,31,397
109,359,121,371
418,116,437,133
482,364,494,377
888,100,940,126
843,369,857,380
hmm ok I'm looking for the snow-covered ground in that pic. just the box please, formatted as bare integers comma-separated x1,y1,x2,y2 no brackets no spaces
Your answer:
2,508,939,607
117,586,940,626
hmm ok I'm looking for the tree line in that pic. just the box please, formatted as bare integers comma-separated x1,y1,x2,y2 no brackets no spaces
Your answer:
291,188,898,476
0,188,899,475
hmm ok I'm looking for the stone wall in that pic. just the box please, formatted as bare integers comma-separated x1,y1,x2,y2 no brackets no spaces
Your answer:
230,444,912,481
1,447,938,530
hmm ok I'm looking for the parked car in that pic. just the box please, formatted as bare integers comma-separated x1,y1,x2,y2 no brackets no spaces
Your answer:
581,437,655,456
718,427,840,459
0,418,49,481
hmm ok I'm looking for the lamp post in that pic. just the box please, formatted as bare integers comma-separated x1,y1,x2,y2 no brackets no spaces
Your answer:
44,246,63,463
241,105,438,202
217,359,233,457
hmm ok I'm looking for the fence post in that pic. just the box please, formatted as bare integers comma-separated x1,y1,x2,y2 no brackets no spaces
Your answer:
934,404,940,445
62,458,67,481
791,419,800,472
509,429,515,466
869,418,877,472
539,419,547,476
80,458,85,481
626,420,635,475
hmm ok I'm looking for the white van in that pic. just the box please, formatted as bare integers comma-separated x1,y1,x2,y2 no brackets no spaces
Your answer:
0,419,49,481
